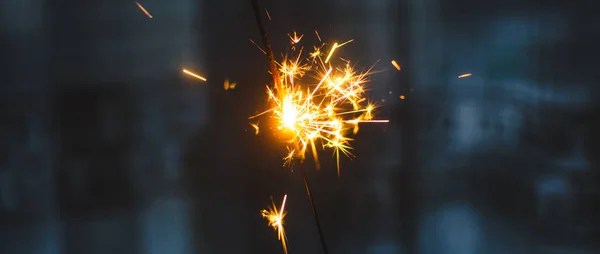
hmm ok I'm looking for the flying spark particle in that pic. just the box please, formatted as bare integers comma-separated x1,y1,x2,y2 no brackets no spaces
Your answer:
251,123,260,135
458,73,472,78
287,31,304,44
249,39,267,55
182,69,206,81
135,2,153,19
265,9,272,21
337,39,354,47
314,30,322,42
400,95,405,100
391,60,401,71
324,42,338,63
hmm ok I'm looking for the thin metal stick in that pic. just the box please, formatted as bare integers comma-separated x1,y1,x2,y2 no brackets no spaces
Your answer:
300,161,330,254
250,0,281,87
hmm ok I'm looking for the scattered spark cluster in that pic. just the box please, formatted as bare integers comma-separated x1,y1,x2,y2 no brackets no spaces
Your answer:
261,195,289,254
250,31,388,175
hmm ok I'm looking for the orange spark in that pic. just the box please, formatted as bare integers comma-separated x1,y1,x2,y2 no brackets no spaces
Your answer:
458,73,472,78
324,42,338,63
287,31,304,44
182,69,206,81
249,39,267,55
314,30,322,42
265,9,272,21
135,2,153,19
400,95,405,100
391,60,401,71
250,123,260,135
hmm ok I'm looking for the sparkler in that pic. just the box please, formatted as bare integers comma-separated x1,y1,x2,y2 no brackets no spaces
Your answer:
261,194,289,254
250,1,388,253
249,33,388,175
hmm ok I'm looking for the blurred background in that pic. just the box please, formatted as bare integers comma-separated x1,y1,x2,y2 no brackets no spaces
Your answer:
0,0,598,253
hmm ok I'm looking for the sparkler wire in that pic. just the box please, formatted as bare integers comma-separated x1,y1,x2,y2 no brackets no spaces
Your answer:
250,0,281,87
300,161,329,254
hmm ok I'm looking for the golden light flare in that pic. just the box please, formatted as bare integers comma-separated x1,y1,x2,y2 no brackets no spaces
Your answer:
182,68,206,81
250,31,388,176
135,1,153,19
391,60,401,71
265,8,272,21
458,73,472,78
261,195,289,254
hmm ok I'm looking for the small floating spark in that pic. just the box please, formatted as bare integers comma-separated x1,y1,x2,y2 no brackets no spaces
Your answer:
391,60,401,71
182,69,206,81
135,2,153,19
250,123,260,135
458,73,472,78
